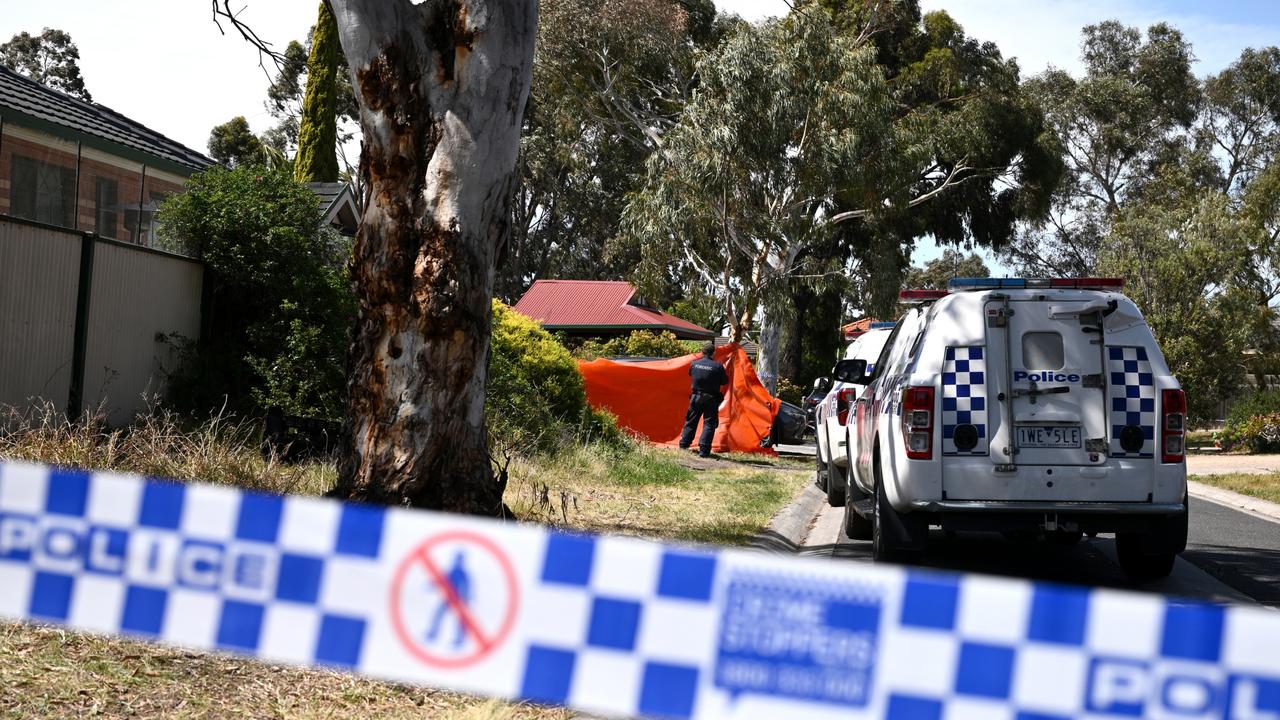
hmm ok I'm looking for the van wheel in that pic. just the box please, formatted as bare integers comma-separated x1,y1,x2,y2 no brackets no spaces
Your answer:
1117,501,1188,581
843,481,871,540
814,450,828,491
870,454,925,562
826,456,846,507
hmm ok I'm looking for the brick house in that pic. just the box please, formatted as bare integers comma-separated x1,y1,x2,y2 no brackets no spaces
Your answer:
0,64,213,248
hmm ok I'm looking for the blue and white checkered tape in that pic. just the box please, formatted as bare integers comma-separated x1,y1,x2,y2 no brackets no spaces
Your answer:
2,459,1279,720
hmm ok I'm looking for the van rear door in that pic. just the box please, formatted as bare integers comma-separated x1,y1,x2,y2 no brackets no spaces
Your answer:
988,297,1109,467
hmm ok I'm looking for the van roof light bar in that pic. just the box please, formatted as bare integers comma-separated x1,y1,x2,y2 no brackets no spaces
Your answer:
899,289,949,304
869,321,897,330
947,277,1125,291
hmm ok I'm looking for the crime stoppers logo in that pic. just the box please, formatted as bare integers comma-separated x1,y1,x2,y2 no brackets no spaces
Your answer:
389,530,520,669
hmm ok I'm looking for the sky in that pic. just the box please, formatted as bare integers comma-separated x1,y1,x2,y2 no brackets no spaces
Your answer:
3,0,1278,272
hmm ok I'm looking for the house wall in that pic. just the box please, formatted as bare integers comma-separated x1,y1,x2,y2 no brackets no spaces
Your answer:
0,215,203,424
0,122,191,249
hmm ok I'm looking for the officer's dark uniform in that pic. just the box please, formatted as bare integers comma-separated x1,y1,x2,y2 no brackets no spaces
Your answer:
679,352,729,456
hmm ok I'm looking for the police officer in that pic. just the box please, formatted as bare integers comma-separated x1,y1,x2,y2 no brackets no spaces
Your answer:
680,342,729,458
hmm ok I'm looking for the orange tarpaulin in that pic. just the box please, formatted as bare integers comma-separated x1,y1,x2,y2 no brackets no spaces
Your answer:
577,344,780,454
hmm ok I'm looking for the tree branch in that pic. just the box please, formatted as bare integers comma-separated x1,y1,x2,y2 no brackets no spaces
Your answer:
210,0,288,78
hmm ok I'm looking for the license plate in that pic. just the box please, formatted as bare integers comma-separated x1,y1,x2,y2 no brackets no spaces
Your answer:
1016,425,1081,448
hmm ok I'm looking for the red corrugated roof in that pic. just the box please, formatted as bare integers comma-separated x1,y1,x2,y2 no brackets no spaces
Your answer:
513,280,715,339
841,317,882,339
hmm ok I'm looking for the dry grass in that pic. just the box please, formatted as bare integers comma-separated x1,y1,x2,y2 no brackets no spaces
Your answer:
1192,472,1280,504
0,407,808,719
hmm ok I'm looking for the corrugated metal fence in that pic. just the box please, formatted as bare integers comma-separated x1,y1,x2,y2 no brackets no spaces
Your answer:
0,215,202,424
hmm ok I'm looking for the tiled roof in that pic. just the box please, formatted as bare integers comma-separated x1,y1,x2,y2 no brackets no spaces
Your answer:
0,65,213,173
513,280,716,339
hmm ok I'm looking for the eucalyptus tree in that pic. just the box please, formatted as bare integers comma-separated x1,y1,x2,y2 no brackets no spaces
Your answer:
0,28,92,101
497,0,726,301
215,0,538,513
621,7,1059,389
1004,21,1199,276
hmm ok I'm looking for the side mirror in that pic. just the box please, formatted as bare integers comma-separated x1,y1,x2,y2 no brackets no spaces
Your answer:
813,376,833,393
833,358,869,384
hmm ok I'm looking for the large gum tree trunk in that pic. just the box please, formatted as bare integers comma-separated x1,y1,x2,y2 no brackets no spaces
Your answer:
327,0,537,513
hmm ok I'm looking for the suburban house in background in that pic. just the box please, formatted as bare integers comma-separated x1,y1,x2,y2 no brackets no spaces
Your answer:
514,280,716,340
307,181,360,236
0,64,212,424
0,64,212,247
841,317,883,341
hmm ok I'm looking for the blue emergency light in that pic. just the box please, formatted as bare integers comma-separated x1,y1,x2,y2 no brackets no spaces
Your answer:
869,322,896,330
947,277,1124,291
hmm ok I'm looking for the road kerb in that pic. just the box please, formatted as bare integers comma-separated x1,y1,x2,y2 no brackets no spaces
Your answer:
1188,479,1280,525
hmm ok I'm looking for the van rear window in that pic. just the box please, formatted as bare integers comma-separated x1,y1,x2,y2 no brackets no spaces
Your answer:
1023,332,1064,370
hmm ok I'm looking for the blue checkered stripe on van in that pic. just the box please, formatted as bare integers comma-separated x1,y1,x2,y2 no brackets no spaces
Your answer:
1107,347,1155,459
941,347,988,456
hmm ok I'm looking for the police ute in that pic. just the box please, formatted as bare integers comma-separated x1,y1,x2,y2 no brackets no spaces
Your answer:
835,278,1188,580
815,324,893,507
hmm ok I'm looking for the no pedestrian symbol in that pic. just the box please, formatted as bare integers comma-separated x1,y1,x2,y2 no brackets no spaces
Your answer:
390,529,520,669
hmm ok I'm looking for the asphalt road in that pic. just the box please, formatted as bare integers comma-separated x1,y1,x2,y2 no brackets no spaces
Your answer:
798,491,1279,607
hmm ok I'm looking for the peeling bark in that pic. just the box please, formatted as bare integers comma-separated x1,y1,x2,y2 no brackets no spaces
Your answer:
327,0,537,513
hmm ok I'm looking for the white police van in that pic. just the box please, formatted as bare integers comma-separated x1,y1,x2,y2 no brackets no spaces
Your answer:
815,325,893,507
836,278,1188,580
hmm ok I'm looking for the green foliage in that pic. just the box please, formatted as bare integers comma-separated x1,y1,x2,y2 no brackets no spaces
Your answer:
775,378,805,406
572,330,698,360
497,0,722,302
903,249,990,290
1,28,91,100
207,116,269,168
294,2,341,183
1225,388,1280,429
1218,413,1280,454
488,302,621,450
156,166,353,418
1098,168,1253,423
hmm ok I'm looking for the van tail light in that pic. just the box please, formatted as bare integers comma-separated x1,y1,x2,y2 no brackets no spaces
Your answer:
1162,389,1186,463
901,386,935,460
835,388,858,424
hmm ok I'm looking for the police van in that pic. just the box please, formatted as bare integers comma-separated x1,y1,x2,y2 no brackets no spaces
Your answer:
815,324,893,507
835,278,1188,580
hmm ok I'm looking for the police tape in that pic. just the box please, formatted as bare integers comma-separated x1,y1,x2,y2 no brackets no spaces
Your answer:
1,459,1278,720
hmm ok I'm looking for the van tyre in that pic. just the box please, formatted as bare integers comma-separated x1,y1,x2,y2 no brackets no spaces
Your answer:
826,456,846,507
815,450,828,490
871,453,927,562
1117,499,1188,581
843,481,872,540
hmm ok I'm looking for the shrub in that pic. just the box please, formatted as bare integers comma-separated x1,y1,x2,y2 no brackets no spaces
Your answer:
775,377,805,405
157,166,353,418
1225,388,1280,428
1219,412,1280,454
488,301,620,449
572,330,700,360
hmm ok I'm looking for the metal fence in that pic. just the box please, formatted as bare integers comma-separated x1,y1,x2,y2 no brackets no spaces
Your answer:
0,214,202,424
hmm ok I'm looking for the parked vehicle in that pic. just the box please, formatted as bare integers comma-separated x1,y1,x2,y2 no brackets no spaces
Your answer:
766,400,809,447
814,325,894,507
802,379,830,436
840,278,1188,580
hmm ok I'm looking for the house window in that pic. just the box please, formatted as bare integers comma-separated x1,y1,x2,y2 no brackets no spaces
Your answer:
95,177,119,237
10,154,75,227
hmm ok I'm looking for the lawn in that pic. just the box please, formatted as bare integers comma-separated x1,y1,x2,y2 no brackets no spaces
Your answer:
1192,472,1280,504
0,409,808,719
